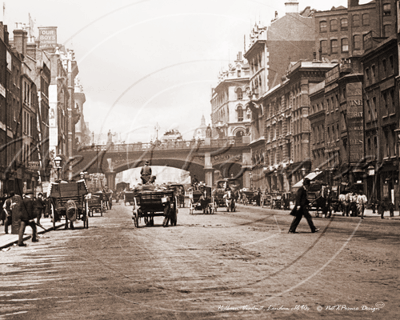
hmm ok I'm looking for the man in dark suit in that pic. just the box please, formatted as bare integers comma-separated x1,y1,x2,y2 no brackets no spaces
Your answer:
15,193,40,246
140,161,152,184
288,178,319,233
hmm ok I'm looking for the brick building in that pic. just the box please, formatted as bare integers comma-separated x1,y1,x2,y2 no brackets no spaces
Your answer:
361,36,398,205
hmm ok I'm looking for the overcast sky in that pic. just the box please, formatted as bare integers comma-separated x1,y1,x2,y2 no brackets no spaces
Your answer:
5,0,368,143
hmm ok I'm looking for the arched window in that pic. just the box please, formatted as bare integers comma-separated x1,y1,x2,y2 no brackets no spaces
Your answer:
236,130,244,137
237,88,243,100
237,106,243,122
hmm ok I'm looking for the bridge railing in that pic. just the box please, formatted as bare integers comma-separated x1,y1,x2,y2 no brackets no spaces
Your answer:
79,137,247,153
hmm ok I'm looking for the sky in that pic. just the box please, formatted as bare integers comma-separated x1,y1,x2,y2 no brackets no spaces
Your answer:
4,0,370,143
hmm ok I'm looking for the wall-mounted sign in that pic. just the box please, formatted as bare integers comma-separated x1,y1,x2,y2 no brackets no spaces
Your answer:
38,27,57,49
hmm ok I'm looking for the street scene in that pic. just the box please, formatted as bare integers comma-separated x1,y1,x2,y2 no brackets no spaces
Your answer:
1,0,400,319
1,202,399,319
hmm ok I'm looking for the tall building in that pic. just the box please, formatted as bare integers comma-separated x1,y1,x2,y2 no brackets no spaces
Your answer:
210,51,251,139
307,0,398,194
243,1,317,190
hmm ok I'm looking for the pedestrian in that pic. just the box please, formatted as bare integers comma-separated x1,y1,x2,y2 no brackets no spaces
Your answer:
288,178,319,234
140,161,152,184
338,192,345,215
357,192,367,219
0,193,11,226
10,192,38,246
33,193,45,225
378,200,385,219
3,192,13,234
344,192,352,217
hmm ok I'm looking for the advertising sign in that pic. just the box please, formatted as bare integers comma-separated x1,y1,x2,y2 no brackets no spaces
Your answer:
38,27,57,49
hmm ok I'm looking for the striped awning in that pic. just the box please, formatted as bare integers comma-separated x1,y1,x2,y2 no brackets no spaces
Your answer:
292,171,323,188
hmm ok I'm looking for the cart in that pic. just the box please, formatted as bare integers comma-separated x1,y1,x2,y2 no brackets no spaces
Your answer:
241,189,255,205
49,180,89,230
87,191,105,217
132,189,177,227
124,191,135,206
188,185,214,214
271,194,282,209
213,179,239,210
261,193,272,208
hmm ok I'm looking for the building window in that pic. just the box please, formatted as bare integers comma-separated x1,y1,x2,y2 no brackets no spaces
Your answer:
383,3,391,16
341,18,348,30
371,64,376,81
352,14,360,27
341,38,349,52
320,21,327,33
353,34,361,50
330,19,338,31
390,89,395,114
237,106,243,122
362,13,370,26
237,88,243,100
383,24,392,37
331,39,338,54
389,55,394,72
320,40,328,54
382,59,387,76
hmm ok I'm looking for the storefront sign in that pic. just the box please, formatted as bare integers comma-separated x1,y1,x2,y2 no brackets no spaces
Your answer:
28,161,40,170
38,27,57,49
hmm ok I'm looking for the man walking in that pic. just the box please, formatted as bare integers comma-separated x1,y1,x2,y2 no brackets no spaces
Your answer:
288,178,319,234
13,193,39,246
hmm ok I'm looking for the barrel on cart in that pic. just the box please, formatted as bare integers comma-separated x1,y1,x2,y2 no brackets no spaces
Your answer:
132,189,177,227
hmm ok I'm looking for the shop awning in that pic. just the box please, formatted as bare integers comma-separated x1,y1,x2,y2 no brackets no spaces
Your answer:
292,170,323,188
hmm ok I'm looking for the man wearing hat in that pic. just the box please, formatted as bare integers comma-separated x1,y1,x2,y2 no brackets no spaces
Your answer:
288,177,319,234
140,161,152,184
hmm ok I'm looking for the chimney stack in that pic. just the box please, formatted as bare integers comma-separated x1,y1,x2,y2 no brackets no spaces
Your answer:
285,1,299,14
13,28,28,56
348,0,359,8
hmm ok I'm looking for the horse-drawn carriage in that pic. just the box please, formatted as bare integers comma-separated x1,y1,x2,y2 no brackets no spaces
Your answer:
49,180,89,229
213,178,239,211
124,191,135,206
188,185,214,214
132,186,178,227
87,191,106,216
240,189,255,205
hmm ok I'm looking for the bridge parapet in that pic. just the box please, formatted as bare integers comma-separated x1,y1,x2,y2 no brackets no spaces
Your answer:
78,138,247,153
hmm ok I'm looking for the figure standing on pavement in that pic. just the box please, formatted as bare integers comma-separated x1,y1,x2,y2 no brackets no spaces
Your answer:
288,178,319,234
357,192,367,219
140,161,152,184
3,192,13,234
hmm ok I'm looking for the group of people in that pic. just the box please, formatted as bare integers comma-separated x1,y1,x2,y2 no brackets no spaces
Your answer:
0,191,48,246
338,191,368,219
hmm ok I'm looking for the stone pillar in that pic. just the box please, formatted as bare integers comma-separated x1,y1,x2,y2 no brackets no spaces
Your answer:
105,172,116,190
204,153,214,186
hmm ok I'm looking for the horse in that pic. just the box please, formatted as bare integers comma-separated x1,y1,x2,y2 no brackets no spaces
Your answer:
224,190,236,212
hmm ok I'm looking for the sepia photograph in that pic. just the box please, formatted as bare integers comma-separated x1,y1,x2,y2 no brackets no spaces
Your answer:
0,0,399,319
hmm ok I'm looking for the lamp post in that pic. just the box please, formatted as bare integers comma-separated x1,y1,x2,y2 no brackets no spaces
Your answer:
367,164,376,213
54,156,62,181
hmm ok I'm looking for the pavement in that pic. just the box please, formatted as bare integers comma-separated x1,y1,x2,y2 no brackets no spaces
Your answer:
0,217,65,250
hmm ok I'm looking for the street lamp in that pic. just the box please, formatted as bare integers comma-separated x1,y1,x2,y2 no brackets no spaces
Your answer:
54,156,62,181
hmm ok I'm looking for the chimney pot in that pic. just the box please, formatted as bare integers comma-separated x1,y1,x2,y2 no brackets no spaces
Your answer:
285,1,299,14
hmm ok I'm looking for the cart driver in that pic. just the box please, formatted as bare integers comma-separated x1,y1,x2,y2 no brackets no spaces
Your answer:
140,161,152,184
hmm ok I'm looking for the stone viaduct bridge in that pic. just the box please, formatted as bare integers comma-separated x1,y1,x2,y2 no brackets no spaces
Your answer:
70,138,252,190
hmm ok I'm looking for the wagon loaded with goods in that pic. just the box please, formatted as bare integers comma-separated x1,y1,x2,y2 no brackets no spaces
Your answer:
132,185,177,227
188,185,214,214
49,180,89,229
